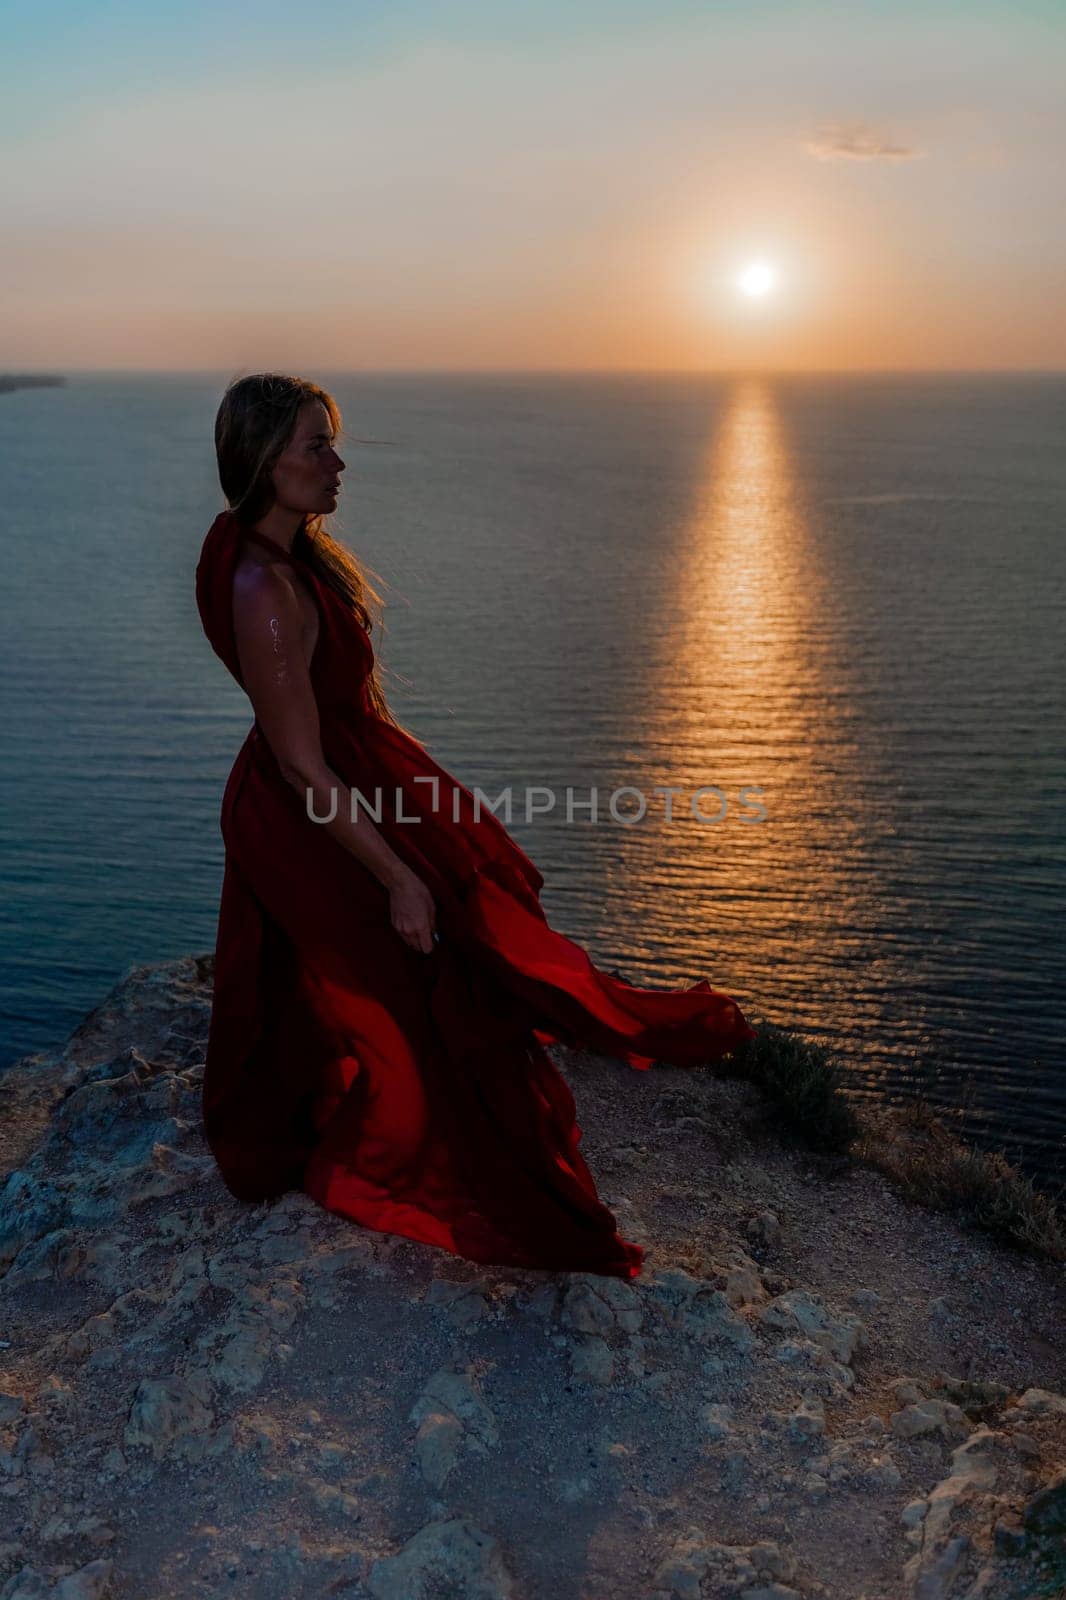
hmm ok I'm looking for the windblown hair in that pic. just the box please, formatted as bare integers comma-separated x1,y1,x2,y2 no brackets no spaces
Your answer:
214,372,407,730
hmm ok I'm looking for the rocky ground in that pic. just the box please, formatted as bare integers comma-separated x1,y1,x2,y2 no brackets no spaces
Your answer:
0,955,1064,1600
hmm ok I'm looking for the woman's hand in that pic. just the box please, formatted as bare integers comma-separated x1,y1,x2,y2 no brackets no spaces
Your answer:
389,869,438,954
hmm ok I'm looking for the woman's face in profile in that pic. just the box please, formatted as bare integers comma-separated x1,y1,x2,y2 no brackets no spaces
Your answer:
270,399,346,515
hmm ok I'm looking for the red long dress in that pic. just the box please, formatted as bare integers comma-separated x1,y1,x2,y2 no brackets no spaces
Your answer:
195,509,755,1279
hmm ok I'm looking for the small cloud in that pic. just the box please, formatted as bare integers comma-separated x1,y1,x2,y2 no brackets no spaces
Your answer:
803,122,923,162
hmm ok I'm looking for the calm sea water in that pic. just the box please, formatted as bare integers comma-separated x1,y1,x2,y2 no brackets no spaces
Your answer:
2,372,1064,1191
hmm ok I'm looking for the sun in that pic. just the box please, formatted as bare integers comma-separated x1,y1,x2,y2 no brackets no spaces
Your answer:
737,260,777,299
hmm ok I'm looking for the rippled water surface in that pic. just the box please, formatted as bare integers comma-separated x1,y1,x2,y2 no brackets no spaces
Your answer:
2,372,1064,1187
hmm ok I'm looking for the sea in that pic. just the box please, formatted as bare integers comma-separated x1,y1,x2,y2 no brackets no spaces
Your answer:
2,371,1064,1193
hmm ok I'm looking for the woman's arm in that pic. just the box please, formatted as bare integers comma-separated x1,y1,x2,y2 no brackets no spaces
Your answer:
232,562,437,953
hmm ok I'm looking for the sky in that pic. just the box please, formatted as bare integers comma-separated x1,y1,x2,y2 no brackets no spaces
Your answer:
2,0,1064,372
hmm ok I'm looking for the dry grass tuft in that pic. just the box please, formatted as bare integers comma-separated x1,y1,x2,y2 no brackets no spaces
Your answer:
722,1016,1066,1264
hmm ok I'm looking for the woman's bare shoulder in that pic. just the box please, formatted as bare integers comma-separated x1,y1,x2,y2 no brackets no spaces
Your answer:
232,548,297,591
231,553,319,673
231,553,302,626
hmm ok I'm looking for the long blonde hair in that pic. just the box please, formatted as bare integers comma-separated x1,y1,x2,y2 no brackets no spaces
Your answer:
214,372,408,730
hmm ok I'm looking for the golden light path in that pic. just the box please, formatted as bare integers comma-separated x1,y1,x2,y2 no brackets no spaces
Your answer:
630,379,873,1050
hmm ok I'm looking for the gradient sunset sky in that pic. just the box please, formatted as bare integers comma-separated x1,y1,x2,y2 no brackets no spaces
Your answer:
3,0,1064,372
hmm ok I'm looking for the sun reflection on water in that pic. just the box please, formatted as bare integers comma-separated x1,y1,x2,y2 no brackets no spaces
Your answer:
630,379,872,1047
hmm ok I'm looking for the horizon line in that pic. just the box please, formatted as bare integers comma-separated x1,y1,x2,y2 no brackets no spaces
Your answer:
5,365,1066,379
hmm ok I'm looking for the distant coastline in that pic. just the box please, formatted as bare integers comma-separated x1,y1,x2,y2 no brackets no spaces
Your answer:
0,373,66,395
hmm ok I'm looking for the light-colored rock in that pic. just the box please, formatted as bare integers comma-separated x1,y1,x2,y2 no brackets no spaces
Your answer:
123,1372,214,1461
724,1266,766,1308
773,1337,854,1393
12,1425,54,1479
902,1429,1001,1595
861,1453,902,1489
305,1476,362,1520
747,1542,797,1582
65,1311,117,1363
54,1561,115,1600
1014,1387,1066,1417
195,1275,302,1393
561,1273,643,1335
408,1366,498,1486
0,1570,52,1600
409,1368,498,1451
759,1289,863,1365
932,1376,1011,1414
826,1441,858,1484
643,1268,755,1352
653,1534,798,1599
424,1278,492,1329
905,1532,973,1599
367,1516,515,1599
413,1411,464,1490
901,1497,929,1529
788,1395,826,1440
702,1403,733,1440
889,1377,927,1406
890,1399,970,1442
744,1212,782,1247
1022,1466,1066,1537
570,1335,615,1384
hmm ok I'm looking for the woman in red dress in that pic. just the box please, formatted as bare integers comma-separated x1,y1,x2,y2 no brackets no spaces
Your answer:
196,372,755,1280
